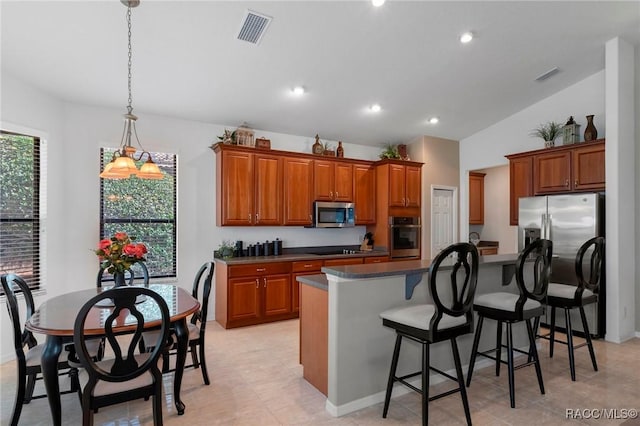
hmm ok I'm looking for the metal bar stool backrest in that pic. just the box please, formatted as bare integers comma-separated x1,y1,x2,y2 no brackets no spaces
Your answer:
514,239,553,314
429,242,479,336
96,262,149,288
575,236,605,300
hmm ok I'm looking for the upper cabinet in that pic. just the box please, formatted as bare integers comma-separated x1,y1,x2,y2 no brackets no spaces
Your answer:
353,165,376,225
313,160,353,202
506,139,605,225
216,147,282,226
385,162,422,209
468,172,485,225
283,157,314,226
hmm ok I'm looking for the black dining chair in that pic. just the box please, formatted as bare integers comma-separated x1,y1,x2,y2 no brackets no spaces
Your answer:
143,262,214,385
96,262,149,288
379,243,479,426
1,274,80,426
466,239,553,408
73,286,170,426
535,236,604,381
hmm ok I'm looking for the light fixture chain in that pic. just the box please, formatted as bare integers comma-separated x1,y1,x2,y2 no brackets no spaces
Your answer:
127,5,133,114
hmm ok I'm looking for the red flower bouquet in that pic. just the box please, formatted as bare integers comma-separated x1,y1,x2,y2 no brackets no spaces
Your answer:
95,232,147,274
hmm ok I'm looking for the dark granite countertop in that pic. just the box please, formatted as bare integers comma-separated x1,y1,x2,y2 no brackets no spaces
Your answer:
214,249,389,265
296,274,328,291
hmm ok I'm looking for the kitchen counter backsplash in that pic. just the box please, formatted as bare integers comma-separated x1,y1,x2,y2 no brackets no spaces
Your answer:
214,244,388,264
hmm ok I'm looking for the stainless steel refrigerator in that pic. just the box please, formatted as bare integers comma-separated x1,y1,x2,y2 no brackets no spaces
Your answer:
518,193,605,338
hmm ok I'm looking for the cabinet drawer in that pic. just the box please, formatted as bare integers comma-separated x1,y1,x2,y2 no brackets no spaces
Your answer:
364,256,389,264
229,262,290,278
323,257,364,267
478,247,498,256
292,260,323,273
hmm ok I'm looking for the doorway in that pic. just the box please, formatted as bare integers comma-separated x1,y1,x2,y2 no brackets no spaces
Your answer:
430,186,458,258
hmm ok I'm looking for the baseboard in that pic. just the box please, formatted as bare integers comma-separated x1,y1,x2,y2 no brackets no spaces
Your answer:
635,331,640,338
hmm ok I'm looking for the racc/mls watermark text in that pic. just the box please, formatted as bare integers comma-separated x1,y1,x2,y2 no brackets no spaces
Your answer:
566,408,638,420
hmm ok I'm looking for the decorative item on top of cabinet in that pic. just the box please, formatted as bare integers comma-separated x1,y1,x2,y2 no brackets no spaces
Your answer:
530,121,562,149
379,144,401,160
255,137,271,149
236,122,255,147
312,134,324,155
469,171,485,225
217,129,237,144
584,115,598,142
336,141,344,158
322,142,335,157
398,144,409,160
562,116,580,145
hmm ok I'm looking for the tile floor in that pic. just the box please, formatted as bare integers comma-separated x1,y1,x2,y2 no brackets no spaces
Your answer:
1,319,639,425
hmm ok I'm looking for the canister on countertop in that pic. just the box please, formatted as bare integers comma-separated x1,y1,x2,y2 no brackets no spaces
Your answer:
274,238,283,256
254,243,262,257
263,240,272,256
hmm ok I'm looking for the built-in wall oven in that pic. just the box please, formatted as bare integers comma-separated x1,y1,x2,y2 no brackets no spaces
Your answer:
389,216,421,259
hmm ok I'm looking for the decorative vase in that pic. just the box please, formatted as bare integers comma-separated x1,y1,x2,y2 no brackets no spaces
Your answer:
113,271,127,288
544,140,555,149
312,134,324,155
336,141,344,158
584,115,598,142
398,144,408,160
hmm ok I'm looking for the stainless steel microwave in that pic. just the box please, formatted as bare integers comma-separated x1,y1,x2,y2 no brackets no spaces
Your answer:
313,201,355,228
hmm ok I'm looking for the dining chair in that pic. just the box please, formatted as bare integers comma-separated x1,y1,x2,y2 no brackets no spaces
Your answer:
379,243,479,426
143,262,214,385
1,273,80,426
535,236,604,381
466,239,553,408
73,286,170,426
96,262,149,288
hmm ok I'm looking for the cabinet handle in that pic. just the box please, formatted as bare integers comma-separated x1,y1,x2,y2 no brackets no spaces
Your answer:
309,214,312,222
304,264,313,268
263,277,267,287
402,197,406,206
248,213,252,222
255,213,259,222
565,179,569,187
255,278,259,288
256,268,266,272
335,191,339,198
406,196,410,204
330,191,334,199
574,179,578,187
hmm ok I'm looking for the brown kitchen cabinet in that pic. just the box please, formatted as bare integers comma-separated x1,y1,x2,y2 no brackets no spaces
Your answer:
353,165,376,224
216,262,295,329
387,163,421,208
313,159,353,202
506,139,604,226
283,157,314,225
291,260,323,313
469,172,485,225
477,247,498,256
215,147,283,226
323,257,364,267
363,255,389,264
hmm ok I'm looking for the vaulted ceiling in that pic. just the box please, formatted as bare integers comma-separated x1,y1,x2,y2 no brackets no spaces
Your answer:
2,1,639,146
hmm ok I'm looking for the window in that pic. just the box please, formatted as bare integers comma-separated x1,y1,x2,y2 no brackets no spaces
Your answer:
100,148,177,279
0,131,42,293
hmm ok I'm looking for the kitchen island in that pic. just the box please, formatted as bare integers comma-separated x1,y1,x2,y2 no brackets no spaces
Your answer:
297,254,532,417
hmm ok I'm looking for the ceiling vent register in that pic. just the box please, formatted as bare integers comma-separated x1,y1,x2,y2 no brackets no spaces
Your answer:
237,10,272,45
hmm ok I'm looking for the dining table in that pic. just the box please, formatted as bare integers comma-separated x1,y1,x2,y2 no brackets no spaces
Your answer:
25,283,200,426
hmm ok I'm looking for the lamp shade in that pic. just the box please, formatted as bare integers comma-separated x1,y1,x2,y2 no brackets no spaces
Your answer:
137,158,164,180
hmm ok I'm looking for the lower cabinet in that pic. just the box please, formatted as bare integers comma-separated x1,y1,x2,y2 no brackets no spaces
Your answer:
291,260,323,314
364,255,389,264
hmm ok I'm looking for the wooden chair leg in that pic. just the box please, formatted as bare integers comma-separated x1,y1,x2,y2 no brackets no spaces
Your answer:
506,322,515,408
198,341,210,385
564,309,576,381
190,343,199,369
549,306,556,358
421,341,430,426
24,373,36,403
495,320,503,377
466,314,483,386
10,361,27,426
152,381,164,426
579,305,598,371
451,338,471,426
382,334,402,418
527,319,545,394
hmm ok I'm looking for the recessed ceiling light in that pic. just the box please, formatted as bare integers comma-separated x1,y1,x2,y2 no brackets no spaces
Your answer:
370,104,382,112
372,0,386,7
291,86,305,96
429,117,439,124
459,32,473,44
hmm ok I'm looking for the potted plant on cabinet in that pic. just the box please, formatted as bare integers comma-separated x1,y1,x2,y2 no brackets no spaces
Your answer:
530,121,562,148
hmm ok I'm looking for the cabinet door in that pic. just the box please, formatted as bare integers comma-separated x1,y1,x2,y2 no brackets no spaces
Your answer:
262,274,292,317
404,166,421,208
509,156,533,226
228,277,260,322
354,165,375,224
573,143,605,191
468,172,485,225
333,162,353,202
388,164,406,207
534,151,572,194
313,160,334,201
254,154,283,225
220,151,254,225
283,157,313,225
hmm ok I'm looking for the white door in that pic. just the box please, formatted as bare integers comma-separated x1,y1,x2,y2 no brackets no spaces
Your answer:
431,188,456,257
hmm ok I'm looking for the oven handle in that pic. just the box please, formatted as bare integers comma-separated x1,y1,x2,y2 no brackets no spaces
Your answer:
389,225,422,228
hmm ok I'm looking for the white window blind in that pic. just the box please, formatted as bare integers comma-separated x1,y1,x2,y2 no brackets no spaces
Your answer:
0,131,42,293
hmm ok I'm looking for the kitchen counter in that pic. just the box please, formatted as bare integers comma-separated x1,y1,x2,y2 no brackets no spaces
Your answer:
214,249,389,265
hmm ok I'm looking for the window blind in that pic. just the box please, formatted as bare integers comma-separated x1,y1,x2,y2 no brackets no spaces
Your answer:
0,131,41,293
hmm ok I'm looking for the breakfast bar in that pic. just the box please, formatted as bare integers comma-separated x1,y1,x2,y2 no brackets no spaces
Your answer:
297,254,532,417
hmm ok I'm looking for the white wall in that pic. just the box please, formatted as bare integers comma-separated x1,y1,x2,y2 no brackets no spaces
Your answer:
0,71,380,362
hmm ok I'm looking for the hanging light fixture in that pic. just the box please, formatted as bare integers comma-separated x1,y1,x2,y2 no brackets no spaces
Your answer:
100,0,163,180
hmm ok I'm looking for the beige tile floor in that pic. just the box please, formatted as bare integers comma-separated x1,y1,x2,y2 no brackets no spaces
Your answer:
1,319,639,425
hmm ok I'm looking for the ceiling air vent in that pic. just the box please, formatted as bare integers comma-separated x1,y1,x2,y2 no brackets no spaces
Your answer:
237,10,272,45
535,67,560,82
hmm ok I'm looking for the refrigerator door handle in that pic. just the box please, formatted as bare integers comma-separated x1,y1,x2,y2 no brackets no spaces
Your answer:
546,214,552,241
541,214,547,239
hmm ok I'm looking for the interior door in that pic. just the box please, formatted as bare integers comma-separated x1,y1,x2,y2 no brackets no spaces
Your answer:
431,188,454,257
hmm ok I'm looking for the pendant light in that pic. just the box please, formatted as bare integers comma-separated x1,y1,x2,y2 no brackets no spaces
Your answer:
100,0,163,180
